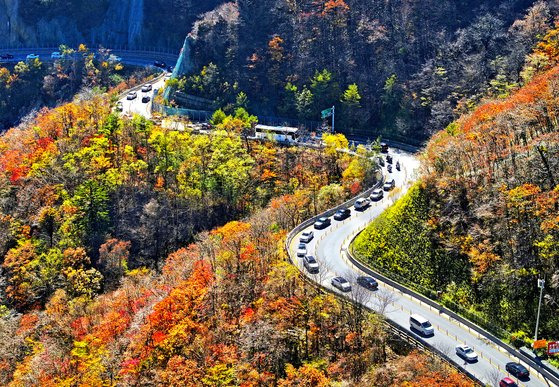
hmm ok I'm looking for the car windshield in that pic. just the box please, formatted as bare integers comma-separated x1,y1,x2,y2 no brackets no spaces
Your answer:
319,217,327,221
463,347,473,353
303,232,311,236
307,257,316,263
421,321,432,328
298,244,305,249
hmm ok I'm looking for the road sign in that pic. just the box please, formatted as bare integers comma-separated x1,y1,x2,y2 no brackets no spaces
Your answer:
321,107,333,119
549,341,559,356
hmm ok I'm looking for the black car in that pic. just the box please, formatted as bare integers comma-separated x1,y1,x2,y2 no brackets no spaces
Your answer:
0,53,14,60
357,276,379,290
334,208,351,221
154,60,166,68
380,142,389,153
505,362,529,379
386,155,393,164
395,161,401,171
313,217,331,230
377,156,385,167
387,164,393,173
141,95,151,103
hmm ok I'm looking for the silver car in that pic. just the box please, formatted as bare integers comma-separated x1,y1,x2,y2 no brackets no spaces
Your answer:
370,188,384,201
300,230,314,243
331,276,351,292
455,345,478,362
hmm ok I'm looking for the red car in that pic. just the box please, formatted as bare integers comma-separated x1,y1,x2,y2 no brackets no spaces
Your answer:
499,377,517,387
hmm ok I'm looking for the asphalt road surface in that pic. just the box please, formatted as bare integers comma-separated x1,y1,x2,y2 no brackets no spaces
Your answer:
118,73,168,119
289,149,555,387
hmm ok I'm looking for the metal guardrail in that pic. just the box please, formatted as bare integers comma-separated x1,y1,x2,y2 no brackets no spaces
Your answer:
283,177,484,385
0,44,180,56
345,226,559,385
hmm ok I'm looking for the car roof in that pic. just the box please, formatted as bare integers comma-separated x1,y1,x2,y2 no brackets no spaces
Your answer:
410,314,429,323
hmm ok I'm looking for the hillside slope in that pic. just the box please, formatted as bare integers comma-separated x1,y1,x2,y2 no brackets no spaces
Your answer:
2,1,558,141
353,41,559,344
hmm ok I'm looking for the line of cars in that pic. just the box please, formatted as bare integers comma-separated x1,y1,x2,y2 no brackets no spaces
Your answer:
294,149,534,387
411,311,528,384
125,83,153,104
296,210,380,294
353,178,396,211
410,306,530,385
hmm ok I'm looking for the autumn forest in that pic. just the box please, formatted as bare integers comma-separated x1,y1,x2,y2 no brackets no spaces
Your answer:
1,0,559,385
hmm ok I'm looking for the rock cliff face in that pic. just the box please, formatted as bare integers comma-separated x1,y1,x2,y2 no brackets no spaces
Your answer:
0,0,220,50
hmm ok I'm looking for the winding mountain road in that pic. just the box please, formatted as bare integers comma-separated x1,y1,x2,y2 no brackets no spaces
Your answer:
288,148,556,387
4,45,556,386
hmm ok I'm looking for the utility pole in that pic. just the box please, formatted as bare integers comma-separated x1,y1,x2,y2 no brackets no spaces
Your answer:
534,278,545,343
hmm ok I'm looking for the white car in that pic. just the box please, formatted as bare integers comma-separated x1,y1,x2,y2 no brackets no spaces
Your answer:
126,91,137,100
51,51,62,59
455,345,478,362
410,314,434,336
296,243,307,257
331,276,351,292
109,54,122,62
26,54,39,61
300,230,314,243
141,83,152,92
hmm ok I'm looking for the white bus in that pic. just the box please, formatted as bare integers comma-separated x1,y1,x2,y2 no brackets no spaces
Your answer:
254,124,299,143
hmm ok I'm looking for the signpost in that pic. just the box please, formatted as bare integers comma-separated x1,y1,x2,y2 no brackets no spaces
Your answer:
534,279,545,343
321,106,335,133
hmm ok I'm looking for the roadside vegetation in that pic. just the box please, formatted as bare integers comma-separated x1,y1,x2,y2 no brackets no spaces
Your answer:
353,25,559,355
0,94,475,385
